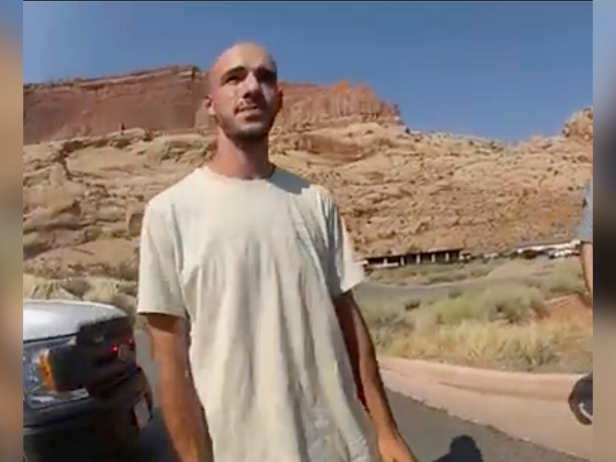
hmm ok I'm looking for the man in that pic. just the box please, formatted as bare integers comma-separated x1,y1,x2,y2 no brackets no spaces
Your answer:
569,181,593,425
578,181,593,299
137,43,418,462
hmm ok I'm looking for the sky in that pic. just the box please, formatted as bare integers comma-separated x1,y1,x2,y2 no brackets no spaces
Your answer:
21,1,600,141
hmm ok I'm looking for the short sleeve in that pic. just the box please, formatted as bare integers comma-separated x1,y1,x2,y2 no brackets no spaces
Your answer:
136,200,186,318
576,183,593,243
323,195,365,297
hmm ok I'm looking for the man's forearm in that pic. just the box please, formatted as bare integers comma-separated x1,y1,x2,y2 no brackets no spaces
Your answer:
581,243,593,296
336,295,420,461
147,315,213,462
351,307,399,435
334,293,398,434
158,362,212,462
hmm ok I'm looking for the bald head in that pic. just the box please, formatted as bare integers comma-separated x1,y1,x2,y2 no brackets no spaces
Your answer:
208,42,277,91
205,42,282,143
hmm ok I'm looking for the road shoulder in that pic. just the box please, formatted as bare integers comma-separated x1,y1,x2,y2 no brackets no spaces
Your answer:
380,360,592,460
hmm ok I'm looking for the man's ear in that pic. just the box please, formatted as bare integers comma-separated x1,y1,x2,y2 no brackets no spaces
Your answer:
204,95,215,117
275,88,284,115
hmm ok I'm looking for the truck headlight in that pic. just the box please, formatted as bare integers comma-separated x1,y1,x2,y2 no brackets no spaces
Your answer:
23,336,89,409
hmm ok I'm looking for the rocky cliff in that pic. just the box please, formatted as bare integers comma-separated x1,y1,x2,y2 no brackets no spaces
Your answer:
24,66,400,144
22,65,592,280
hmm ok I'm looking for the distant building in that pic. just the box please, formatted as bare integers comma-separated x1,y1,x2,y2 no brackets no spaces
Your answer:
360,238,580,270
361,248,466,269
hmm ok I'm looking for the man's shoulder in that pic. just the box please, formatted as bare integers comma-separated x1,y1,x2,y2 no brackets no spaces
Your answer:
274,167,335,205
145,169,201,217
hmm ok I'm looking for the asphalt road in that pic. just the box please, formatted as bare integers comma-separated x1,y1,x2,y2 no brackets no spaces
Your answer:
133,329,588,462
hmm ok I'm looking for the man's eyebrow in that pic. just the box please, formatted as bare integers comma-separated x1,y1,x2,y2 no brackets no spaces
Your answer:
219,65,277,81
219,66,245,79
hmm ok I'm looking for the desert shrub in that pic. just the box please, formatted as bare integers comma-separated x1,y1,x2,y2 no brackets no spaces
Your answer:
357,279,592,372
528,259,586,299
411,283,545,332
23,274,79,301
23,273,138,325
360,299,414,350
385,320,591,372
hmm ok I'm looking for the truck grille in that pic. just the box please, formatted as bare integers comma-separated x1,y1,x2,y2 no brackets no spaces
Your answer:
75,316,138,398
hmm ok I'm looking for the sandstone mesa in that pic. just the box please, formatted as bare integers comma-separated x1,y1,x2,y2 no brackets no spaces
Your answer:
23,65,593,279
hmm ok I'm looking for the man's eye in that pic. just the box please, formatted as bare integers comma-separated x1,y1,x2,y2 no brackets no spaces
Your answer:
257,70,276,84
224,74,243,84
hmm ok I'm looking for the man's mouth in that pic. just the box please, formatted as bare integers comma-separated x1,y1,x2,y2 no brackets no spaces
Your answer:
237,105,262,114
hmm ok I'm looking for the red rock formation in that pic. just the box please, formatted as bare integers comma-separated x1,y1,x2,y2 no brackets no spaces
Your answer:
276,82,400,129
24,66,207,144
24,66,400,144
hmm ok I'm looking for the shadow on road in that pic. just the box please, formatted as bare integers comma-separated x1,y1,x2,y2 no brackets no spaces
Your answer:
138,412,486,462
432,435,483,462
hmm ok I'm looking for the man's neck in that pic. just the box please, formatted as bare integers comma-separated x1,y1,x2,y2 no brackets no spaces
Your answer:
207,136,273,180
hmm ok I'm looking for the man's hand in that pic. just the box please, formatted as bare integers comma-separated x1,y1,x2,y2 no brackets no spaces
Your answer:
378,431,419,462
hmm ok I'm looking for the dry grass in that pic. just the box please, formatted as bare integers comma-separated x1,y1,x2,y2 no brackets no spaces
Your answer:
23,273,138,324
360,277,592,373
368,256,586,295
368,260,502,285
23,256,592,372
523,258,587,299
386,320,592,373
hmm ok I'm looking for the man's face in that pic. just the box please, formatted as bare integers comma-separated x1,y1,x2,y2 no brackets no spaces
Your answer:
206,44,282,142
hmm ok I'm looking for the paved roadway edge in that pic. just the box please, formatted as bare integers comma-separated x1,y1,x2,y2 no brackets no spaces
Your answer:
378,356,584,401
378,359,592,460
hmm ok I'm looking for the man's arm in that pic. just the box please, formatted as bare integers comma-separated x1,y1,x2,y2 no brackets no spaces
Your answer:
145,314,213,462
580,242,593,297
332,291,398,433
137,201,213,462
333,292,418,462
322,194,417,462
577,183,593,299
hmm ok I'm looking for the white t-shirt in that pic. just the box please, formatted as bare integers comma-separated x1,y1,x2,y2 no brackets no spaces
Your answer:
137,166,380,462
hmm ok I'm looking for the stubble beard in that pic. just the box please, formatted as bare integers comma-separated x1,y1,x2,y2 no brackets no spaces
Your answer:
232,125,270,144
223,114,275,146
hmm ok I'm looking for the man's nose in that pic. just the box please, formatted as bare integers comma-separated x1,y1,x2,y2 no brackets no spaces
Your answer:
241,72,260,94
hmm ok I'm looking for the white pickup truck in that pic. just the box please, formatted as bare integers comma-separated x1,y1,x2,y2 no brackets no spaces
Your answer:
23,299,154,461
